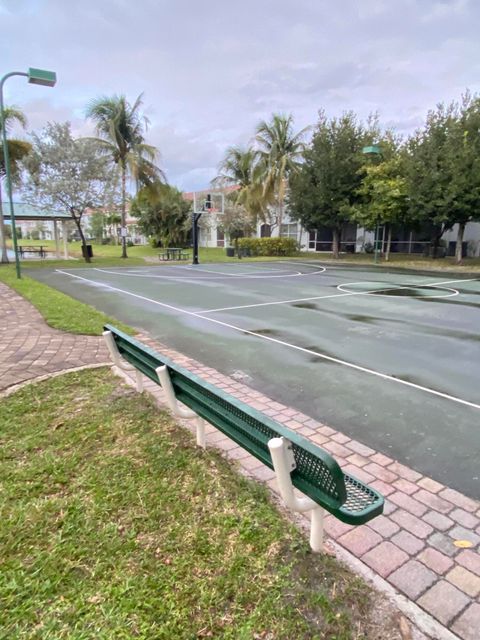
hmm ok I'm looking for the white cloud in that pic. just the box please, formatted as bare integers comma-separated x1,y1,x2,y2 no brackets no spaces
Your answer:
1,0,479,190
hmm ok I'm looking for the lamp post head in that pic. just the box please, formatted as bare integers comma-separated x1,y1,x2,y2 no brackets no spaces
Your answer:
28,68,56,87
362,145,381,156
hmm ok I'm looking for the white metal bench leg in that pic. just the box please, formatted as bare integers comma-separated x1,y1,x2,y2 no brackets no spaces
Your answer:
156,365,206,449
103,330,144,392
268,436,324,553
134,369,144,393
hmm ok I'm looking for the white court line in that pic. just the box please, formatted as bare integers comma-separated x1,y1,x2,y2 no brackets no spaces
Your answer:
93,268,202,281
337,282,459,299
55,268,480,412
415,277,478,287
198,279,467,314
94,266,326,279
199,288,390,314
179,265,301,277
165,264,284,276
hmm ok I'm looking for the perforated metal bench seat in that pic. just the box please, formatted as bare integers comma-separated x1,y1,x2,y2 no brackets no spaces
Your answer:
105,325,384,525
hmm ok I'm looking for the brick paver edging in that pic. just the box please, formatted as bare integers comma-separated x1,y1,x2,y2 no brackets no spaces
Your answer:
115,332,479,640
0,363,111,400
0,281,109,392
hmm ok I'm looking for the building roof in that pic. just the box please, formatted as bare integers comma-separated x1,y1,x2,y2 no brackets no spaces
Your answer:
1,202,70,221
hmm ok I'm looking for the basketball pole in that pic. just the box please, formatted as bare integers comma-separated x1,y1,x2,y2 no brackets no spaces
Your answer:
192,211,202,265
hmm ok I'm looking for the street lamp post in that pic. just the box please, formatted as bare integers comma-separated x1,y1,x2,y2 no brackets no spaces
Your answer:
362,145,382,265
0,68,56,278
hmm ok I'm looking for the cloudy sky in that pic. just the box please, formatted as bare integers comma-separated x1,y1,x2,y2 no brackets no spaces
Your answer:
1,0,479,191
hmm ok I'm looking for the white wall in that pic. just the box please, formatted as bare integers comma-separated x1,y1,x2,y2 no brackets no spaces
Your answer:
444,222,480,257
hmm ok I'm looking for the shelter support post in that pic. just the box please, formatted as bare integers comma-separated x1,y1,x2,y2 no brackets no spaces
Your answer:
61,221,68,259
268,437,325,552
156,365,206,448
53,220,60,258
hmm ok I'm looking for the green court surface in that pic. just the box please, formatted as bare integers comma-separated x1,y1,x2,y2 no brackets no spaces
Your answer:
30,261,480,499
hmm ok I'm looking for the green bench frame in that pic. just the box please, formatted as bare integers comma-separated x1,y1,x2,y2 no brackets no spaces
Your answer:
103,325,384,551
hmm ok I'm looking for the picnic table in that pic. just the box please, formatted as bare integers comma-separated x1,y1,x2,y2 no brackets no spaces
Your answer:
19,245,47,258
159,248,191,261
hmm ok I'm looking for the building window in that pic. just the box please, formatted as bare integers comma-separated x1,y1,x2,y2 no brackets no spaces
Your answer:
279,223,298,238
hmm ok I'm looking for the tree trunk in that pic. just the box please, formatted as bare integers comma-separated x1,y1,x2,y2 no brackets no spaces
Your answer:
385,225,392,262
455,222,465,265
0,180,9,263
332,228,340,259
72,212,90,263
277,197,284,231
121,165,127,258
430,226,443,259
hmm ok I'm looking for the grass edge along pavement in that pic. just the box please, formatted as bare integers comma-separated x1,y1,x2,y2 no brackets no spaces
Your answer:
0,265,134,336
6,238,480,272
0,367,409,640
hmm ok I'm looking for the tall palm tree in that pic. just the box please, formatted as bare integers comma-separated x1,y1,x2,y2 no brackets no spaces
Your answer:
0,106,30,263
255,113,309,229
214,146,265,224
86,94,164,258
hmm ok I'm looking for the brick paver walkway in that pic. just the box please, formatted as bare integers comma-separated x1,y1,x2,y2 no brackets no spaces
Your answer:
0,282,109,392
124,332,479,640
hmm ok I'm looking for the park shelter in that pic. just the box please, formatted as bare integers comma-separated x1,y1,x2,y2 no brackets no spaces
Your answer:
2,202,70,258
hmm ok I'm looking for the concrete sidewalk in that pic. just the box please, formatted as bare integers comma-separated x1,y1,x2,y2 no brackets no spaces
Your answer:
0,281,478,639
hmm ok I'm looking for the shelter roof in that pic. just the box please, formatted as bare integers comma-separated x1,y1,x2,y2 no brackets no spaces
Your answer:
1,202,70,221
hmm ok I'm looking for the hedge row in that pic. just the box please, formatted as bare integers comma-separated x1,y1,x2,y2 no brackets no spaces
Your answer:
237,237,298,256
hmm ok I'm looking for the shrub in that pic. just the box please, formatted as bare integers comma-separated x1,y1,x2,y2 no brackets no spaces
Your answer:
237,237,298,256
364,242,374,254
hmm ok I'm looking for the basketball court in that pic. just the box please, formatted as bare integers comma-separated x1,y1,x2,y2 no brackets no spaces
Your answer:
29,261,480,499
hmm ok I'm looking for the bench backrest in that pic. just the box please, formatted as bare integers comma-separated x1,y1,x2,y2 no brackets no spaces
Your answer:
105,325,349,512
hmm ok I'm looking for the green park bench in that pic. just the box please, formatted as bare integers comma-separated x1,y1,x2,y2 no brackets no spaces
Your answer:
103,325,384,551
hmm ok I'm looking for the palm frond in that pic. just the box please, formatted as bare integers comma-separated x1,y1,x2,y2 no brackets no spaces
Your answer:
0,106,27,134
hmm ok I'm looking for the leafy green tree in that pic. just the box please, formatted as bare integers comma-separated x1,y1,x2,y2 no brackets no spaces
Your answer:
105,212,122,243
405,94,480,263
131,181,191,247
405,103,456,257
255,113,309,229
0,106,31,263
89,210,106,241
444,94,480,263
23,122,112,263
289,111,374,258
86,94,164,258
222,198,255,255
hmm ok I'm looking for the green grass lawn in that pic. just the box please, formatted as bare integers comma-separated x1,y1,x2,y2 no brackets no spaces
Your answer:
0,368,401,639
0,266,134,336
8,239,480,272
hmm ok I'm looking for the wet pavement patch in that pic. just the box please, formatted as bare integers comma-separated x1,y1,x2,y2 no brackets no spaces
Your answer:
245,328,279,336
292,302,318,309
346,314,377,323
